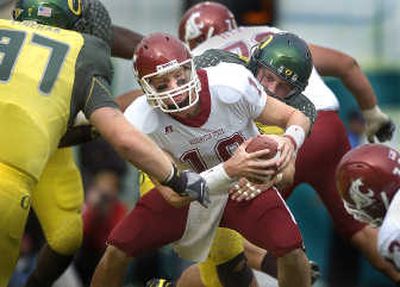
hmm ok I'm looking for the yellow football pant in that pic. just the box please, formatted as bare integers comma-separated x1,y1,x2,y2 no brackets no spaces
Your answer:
0,162,34,287
32,148,84,255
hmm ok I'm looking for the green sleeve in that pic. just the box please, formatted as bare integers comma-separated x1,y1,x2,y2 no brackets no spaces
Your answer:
69,34,118,127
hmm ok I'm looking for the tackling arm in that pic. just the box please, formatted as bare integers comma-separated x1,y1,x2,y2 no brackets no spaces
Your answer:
309,44,395,142
309,44,376,110
111,25,144,59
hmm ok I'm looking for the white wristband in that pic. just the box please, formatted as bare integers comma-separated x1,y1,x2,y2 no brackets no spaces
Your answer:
201,163,234,195
284,125,305,150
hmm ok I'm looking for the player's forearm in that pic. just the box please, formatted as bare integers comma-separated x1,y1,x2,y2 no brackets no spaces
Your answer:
111,25,144,59
90,107,173,183
309,44,377,110
286,109,311,137
340,62,377,110
115,89,144,112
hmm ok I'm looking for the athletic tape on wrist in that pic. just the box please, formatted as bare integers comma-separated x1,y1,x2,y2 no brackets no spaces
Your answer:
201,163,233,195
284,125,305,150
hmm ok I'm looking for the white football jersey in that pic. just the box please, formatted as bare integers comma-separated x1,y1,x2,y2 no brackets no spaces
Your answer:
193,26,340,112
124,62,266,172
124,62,267,261
377,190,400,270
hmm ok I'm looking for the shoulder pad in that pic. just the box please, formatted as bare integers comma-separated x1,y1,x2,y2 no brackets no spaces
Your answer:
206,63,265,105
124,96,160,134
194,49,246,69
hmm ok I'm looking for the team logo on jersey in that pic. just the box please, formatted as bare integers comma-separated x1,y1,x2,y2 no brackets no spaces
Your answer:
164,125,174,134
20,195,30,210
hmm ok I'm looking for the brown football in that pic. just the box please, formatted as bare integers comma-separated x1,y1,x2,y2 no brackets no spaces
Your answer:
246,135,279,160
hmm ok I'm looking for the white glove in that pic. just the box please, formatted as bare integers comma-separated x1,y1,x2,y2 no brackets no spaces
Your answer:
362,106,395,143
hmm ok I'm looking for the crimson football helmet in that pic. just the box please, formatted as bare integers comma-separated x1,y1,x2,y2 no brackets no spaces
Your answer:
179,2,237,50
336,144,400,227
133,33,200,113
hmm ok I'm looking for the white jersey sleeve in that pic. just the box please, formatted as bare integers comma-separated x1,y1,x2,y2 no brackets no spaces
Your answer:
377,191,400,270
123,95,161,134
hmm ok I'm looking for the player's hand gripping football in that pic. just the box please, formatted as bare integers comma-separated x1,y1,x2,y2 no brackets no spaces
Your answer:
362,106,395,143
223,139,281,181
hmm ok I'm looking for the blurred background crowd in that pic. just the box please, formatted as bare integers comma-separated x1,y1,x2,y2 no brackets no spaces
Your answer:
2,0,399,286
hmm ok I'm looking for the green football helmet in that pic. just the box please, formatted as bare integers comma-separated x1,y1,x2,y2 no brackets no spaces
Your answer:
13,0,84,30
248,32,313,94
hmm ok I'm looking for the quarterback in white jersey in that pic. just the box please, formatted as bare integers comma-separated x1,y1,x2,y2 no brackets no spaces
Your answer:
91,33,313,287
337,144,400,271
175,2,400,285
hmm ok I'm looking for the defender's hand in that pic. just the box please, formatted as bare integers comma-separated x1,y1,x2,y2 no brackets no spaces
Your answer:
229,174,282,202
183,170,211,208
163,166,210,208
363,106,396,143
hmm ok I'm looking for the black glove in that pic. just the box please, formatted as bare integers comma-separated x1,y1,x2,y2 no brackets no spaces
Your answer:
375,119,396,142
163,165,210,208
310,260,321,285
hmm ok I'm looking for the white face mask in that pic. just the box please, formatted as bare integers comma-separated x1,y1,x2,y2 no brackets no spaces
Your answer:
141,58,201,113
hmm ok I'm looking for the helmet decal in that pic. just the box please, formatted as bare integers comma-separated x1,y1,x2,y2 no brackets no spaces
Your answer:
67,0,82,16
37,5,53,17
259,35,273,49
336,144,400,227
348,178,375,210
184,12,204,42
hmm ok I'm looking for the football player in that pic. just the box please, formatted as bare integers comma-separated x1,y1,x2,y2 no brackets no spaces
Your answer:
0,1,207,286
174,2,399,286
337,144,400,271
91,32,312,287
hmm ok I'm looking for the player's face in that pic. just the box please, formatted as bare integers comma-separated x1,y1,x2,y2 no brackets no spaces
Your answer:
256,67,294,99
148,65,194,111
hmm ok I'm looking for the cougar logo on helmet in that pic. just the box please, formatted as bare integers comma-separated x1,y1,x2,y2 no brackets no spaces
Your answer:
179,2,237,50
336,144,400,227
184,12,205,42
348,178,376,210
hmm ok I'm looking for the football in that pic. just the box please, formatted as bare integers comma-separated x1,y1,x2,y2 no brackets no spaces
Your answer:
245,135,280,184
246,135,279,160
